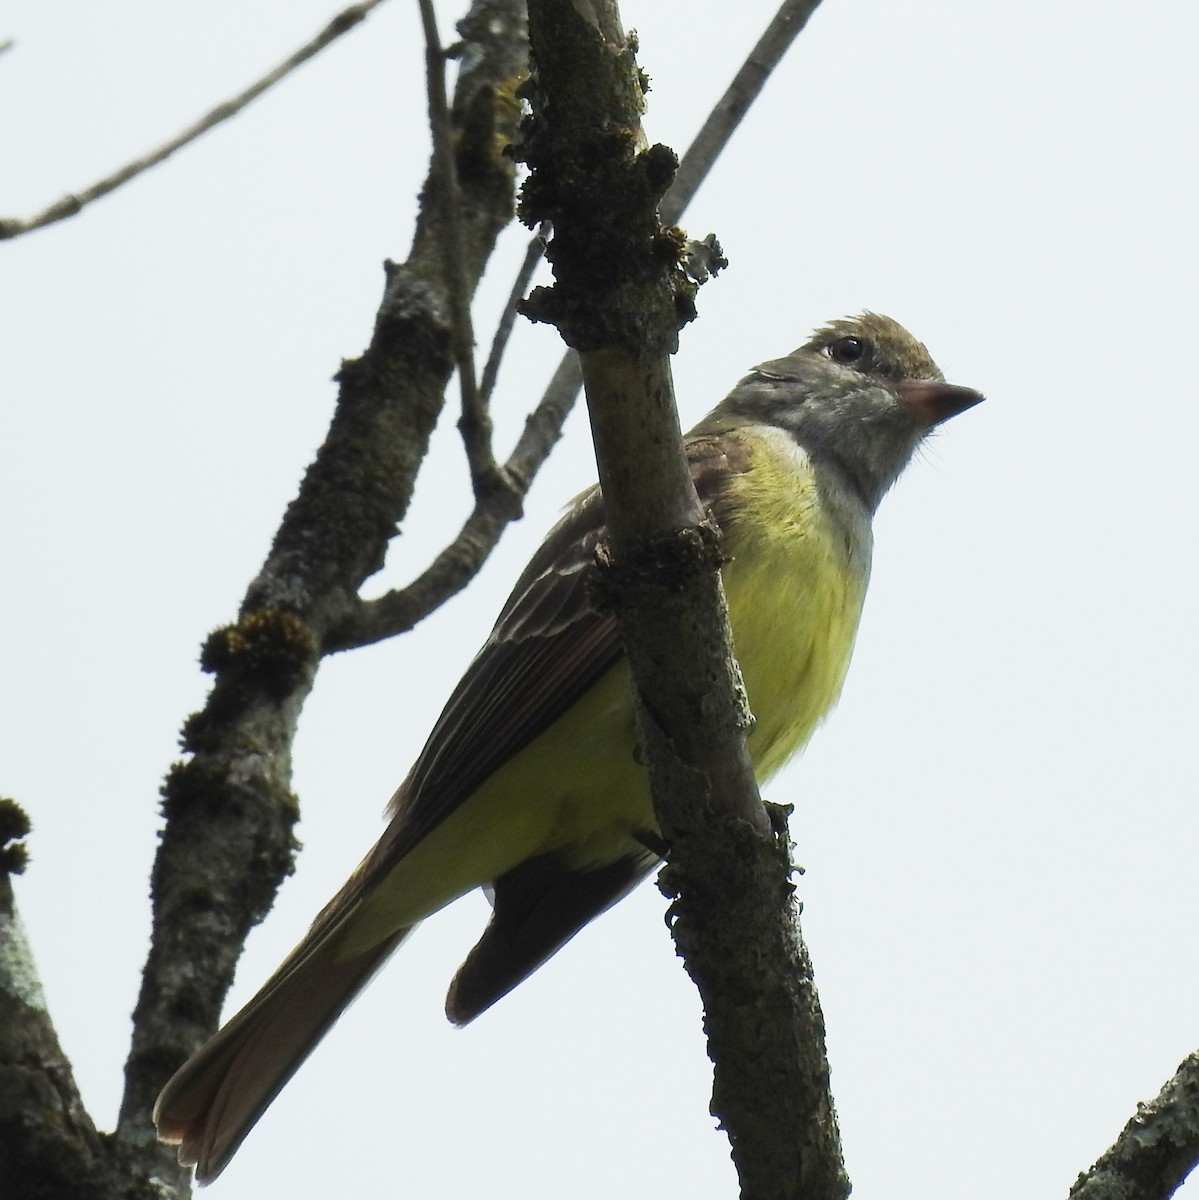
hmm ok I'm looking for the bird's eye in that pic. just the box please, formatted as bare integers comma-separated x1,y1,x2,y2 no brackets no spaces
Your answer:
827,336,866,365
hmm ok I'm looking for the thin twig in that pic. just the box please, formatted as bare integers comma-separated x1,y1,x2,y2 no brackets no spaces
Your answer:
479,222,550,405
662,0,823,224
419,0,503,498
0,0,388,241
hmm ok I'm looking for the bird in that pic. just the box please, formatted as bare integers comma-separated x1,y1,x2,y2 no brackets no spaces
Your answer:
154,312,983,1182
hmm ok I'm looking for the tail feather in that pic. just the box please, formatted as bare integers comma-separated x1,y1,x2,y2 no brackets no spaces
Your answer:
155,926,411,1184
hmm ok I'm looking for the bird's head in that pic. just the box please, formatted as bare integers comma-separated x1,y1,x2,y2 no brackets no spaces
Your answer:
710,312,984,511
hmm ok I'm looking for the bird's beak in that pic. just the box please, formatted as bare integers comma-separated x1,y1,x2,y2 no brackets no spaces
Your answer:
897,379,985,427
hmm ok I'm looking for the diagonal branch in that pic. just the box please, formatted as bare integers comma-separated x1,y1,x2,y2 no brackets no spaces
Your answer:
480,222,551,406
661,0,824,225
0,0,389,242
1069,1053,1199,1200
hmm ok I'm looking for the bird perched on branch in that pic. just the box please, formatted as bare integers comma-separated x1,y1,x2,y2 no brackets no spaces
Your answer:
155,312,983,1182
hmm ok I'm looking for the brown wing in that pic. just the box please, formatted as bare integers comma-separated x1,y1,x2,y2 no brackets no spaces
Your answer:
375,433,751,865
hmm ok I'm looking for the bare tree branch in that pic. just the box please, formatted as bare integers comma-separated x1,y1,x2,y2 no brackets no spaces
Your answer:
1069,1053,1199,1200
480,221,551,405
0,0,388,242
419,0,509,499
518,2,847,1197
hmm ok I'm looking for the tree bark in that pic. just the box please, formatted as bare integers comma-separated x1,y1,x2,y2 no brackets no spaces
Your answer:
519,3,848,1196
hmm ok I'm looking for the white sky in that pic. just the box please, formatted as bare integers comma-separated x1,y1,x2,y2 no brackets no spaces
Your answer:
4,1,1199,1197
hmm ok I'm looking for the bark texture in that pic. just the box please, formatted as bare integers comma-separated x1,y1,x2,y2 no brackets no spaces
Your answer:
519,3,848,1196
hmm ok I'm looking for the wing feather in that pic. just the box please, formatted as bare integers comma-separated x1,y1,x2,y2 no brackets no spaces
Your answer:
369,434,751,872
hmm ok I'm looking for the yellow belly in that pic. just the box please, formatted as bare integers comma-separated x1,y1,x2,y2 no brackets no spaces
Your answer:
721,428,869,780
339,428,868,949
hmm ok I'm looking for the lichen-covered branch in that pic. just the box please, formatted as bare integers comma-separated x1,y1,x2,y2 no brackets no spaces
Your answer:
1069,1053,1199,1200
518,2,847,1197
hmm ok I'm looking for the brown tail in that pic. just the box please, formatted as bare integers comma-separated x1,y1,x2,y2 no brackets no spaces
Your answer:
154,926,411,1184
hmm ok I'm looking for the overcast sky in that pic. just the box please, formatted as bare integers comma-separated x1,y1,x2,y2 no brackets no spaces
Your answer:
4,1,1199,1197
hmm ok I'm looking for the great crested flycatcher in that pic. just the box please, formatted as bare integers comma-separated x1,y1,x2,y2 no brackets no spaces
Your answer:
155,312,983,1181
